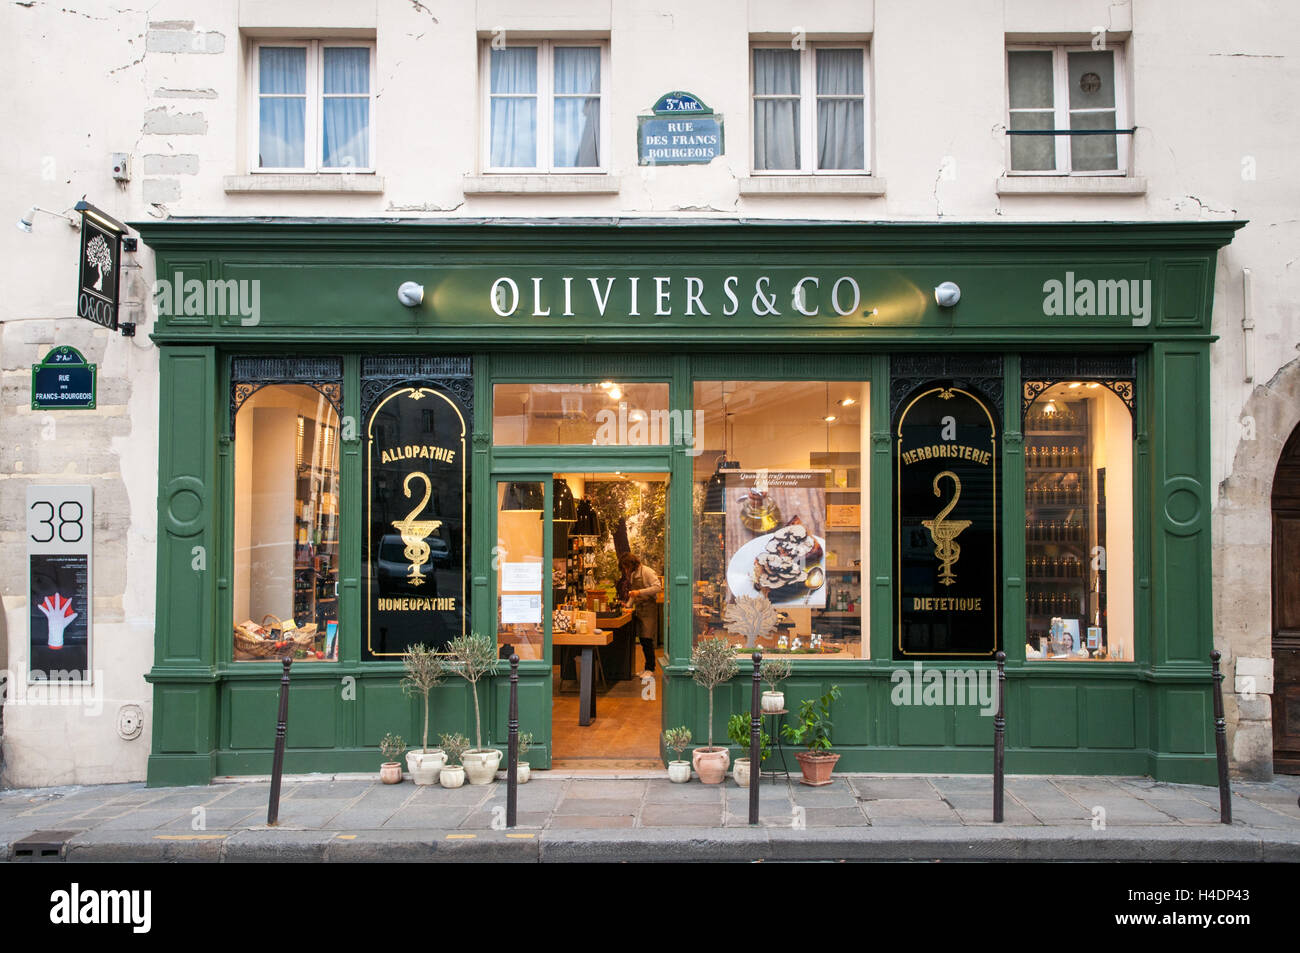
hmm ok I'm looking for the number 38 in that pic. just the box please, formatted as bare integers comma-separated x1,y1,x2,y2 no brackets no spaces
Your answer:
30,500,84,543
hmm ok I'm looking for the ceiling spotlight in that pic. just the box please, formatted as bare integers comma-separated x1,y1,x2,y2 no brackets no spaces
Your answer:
397,281,424,307
823,414,837,423
608,387,622,401
838,397,856,407
934,281,961,308
1068,382,1082,389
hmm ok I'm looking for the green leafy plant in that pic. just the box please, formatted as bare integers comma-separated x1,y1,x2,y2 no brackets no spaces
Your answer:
379,732,405,765
663,726,692,762
726,712,770,763
515,732,533,763
760,657,792,694
400,644,445,754
690,636,739,749
443,632,500,752
781,685,842,753
439,732,470,767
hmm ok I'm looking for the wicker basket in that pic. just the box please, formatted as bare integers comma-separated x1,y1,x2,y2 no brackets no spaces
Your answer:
233,615,317,661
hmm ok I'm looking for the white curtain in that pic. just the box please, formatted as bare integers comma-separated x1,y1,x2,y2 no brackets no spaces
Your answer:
490,47,538,167
753,49,800,170
816,49,864,170
323,48,370,168
259,47,306,168
553,47,600,167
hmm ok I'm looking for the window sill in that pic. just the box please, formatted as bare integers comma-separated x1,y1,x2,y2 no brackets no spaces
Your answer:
223,174,385,194
996,175,1147,196
738,175,886,197
463,174,622,195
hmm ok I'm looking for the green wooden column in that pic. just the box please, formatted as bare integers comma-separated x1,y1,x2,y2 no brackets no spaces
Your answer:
146,346,220,786
1149,341,1215,782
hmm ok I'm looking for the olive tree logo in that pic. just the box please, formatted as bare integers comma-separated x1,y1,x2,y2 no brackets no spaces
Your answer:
85,234,112,292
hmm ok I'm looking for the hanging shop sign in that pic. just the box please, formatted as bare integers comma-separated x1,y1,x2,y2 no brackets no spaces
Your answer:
894,386,1001,659
638,90,724,165
27,485,93,682
364,384,469,659
31,346,96,410
75,203,127,332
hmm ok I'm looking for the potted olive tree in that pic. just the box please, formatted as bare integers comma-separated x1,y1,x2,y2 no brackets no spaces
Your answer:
444,632,502,784
400,643,446,785
438,732,469,788
782,685,842,785
690,635,738,784
760,657,792,713
663,727,693,783
379,732,405,784
726,713,770,788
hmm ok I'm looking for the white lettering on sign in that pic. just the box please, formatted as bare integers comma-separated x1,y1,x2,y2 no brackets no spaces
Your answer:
487,274,884,321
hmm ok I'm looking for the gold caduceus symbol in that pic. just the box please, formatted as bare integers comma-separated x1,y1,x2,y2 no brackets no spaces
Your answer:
921,470,972,586
391,471,443,586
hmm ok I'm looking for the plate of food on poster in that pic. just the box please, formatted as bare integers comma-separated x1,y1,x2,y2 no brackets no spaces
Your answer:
723,471,828,607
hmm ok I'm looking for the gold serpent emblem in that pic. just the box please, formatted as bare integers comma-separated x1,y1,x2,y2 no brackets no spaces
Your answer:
921,470,971,586
391,471,442,586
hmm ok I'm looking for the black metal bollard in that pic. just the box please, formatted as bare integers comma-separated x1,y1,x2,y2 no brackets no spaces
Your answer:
1210,651,1232,824
749,652,762,825
507,654,520,829
267,656,292,826
993,651,1006,823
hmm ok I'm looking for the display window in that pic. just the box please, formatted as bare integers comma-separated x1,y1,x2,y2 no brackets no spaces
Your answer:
493,381,672,446
1022,381,1134,661
231,384,340,662
692,380,869,659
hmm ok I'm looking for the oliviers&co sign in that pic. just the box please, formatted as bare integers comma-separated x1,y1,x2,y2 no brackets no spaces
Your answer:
75,202,129,332
894,386,1001,659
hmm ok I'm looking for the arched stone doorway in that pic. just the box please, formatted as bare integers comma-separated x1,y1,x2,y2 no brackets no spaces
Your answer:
1272,426,1300,774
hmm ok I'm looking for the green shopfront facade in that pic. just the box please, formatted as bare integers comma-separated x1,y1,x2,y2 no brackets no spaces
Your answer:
137,219,1240,787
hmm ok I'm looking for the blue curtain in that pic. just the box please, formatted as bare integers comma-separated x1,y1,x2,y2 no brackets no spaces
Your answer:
323,48,371,168
490,47,538,167
553,47,600,167
259,47,306,168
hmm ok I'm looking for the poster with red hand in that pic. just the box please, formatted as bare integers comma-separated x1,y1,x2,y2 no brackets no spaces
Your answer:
29,554,90,678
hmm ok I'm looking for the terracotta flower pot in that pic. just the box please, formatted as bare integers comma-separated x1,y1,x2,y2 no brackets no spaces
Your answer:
692,746,730,784
379,762,403,784
794,751,840,786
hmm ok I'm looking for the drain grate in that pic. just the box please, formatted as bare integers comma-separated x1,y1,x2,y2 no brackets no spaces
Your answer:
12,830,80,862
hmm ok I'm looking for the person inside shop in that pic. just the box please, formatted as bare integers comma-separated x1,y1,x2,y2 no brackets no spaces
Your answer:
620,552,663,679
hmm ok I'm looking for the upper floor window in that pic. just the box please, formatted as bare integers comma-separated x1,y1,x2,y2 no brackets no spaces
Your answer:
251,40,374,172
751,43,868,173
1006,45,1128,174
482,41,607,171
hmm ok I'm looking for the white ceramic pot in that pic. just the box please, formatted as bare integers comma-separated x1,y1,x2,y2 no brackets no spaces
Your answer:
439,764,466,789
667,760,692,783
409,749,446,786
733,757,751,788
515,762,531,784
462,749,502,785
761,691,785,713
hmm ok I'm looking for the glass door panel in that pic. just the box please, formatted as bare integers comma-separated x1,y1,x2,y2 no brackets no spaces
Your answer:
495,479,549,660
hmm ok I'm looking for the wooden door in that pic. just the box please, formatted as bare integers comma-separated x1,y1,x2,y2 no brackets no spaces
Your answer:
1271,427,1300,774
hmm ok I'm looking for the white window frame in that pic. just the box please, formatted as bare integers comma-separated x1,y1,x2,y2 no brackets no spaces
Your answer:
1005,44,1129,176
749,41,871,176
248,38,377,174
479,39,610,174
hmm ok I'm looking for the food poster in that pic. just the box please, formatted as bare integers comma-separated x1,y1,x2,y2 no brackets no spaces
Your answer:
724,470,827,607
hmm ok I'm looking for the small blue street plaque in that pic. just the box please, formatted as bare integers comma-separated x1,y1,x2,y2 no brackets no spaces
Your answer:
639,91,724,166
31,346,96,410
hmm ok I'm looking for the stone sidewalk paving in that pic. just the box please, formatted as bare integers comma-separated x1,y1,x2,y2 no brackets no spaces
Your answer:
3,773,1298,862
